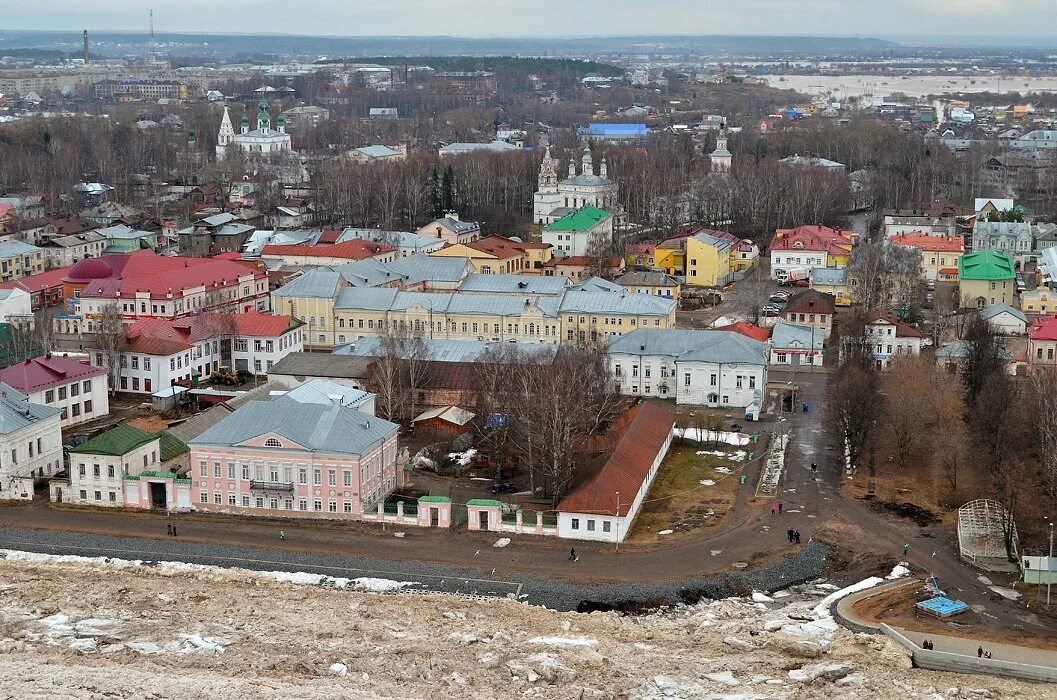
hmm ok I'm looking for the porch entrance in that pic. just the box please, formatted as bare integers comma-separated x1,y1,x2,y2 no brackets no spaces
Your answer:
149,482,167,510
430,507,440,527
478,510,488,530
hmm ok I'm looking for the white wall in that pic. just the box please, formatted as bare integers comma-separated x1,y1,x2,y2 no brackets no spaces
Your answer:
0,288,31,323
770,251,827,278
29,375,109,427
609,353,766,408
68,438,160,506
0,412,63,500
233,328,305,374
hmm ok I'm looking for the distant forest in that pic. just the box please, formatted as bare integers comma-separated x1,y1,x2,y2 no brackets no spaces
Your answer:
321,56,623,78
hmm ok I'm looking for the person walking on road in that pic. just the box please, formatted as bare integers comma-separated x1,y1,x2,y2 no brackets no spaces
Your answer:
778,501,784,514
787,528,794,542
171,524,177,537
167,523,172,536
280,529,285,541
771,504,777,515
903,543,910,556
794,530,801,544
978,646,984,658
569,547,577,561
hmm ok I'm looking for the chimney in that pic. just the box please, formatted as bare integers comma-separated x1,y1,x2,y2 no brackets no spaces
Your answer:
83,30,89,64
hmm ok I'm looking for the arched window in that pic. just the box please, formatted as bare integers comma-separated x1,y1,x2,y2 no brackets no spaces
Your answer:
264,438,282,448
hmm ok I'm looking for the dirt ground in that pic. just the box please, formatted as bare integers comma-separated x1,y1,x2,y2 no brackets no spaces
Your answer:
629,445,743,542
0,551,1041,699
851,584,1057,652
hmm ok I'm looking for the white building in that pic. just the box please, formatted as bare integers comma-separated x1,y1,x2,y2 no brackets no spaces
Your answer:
0,355,109,428
0,287,32,324
533,147,620,226
863,310,922,370
39,231,107,269
971,221,1033,257
978,303,1027,335
62,424,188,509
216,102,293,160
542,206,613,257
709,123,732,172
770,321,824,367
0,383,63,500
606,328,768,409
98,312,305,394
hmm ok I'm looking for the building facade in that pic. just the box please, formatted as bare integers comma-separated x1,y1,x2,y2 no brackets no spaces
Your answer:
0,355,109,428
0,386,62,500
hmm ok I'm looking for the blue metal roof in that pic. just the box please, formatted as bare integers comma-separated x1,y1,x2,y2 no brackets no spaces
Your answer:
579,123,647,137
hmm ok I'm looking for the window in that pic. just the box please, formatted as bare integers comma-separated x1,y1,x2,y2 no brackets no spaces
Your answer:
684,373,690,386
313,469,321,485
603,521,611,533
299,500,307,511
710,373,717,386
80,490,87,500
314,500,322,512
749,376,756,389
298,468,307,484
229,495,236,506
587,519,596,531
571,518,580,530
343,470,352,487
200,492,208,503
143,358,150,371
736,376,743,389
776,352,788,363
199,461,208,477
344,502,352,514
228,465,236,479
214,493,222,504
213,462,221,478
72,404,80,417
93,464,100,477
108,465,114,478
45,390,54,403
84,400,93,414
109,492,117,503
329,501,337,513
58,387,67,400
264,438,282,448
95,491,101,501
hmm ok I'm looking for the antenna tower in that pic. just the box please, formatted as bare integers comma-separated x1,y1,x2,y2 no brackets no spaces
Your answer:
149,9,156,63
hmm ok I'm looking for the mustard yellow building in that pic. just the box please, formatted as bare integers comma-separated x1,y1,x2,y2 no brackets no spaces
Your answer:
808,268,852,306
614,270,681,300
685,232,733,287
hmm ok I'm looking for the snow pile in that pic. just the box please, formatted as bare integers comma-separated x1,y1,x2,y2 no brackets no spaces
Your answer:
528,636,598,648
697,449,748,461
700,479,717,486
675,428,750,446
0,549,419,595
447,448,478,466
886,563,911,580
493,538,511,548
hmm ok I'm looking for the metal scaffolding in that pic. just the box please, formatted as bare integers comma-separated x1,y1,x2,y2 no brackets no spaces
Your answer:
957,499,1018,566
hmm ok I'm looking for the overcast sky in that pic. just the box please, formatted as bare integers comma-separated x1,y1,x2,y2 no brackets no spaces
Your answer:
4,0,1054,38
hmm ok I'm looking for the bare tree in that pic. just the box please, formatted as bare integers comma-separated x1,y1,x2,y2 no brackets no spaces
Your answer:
738,266,771,325
959,313,1008,407
370,328,409,423
1031,367,1057,502
90,305,125,396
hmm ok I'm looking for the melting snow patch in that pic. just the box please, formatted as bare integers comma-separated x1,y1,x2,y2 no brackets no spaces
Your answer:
447,448,477,466
493,538,511,548
528,636,598,647
811,577,884,619
714,467,733,475
675,428,750,446
657,529,674,535
886,563,911,579
352,578,419,593
700,479,717,486
989,586,1021,601
330,662,348,676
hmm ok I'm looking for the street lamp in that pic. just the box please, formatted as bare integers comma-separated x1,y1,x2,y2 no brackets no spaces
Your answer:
1048,520,1054,610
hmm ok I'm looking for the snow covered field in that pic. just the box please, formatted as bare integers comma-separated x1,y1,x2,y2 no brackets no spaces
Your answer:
0,550,1036,699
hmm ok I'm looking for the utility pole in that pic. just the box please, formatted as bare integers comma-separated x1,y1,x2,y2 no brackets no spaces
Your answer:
615,491,620,551
1048,521,1054,610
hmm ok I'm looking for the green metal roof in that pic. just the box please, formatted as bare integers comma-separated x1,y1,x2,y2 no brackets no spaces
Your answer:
158,431,188,462
70,424,156,457
958,250,1016,281
544,206,610,232
418,495,452,503
466,498,503,508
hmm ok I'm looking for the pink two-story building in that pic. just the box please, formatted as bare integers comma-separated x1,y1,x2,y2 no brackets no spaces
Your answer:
187,384,400,518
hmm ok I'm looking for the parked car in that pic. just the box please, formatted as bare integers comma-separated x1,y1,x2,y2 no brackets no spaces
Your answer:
794,279,810,287
762,306,781,317
768,294,788,304
926,280,936,291
490,482,518,494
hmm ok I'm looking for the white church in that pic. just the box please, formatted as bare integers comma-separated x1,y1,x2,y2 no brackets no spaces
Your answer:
216,101,294,160
533,147,620,226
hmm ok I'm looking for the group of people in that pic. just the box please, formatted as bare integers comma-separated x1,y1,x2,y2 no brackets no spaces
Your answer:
166,523,178,537
786,528,801,543
770,501,785,515
920,639,935,650
978,647,993,659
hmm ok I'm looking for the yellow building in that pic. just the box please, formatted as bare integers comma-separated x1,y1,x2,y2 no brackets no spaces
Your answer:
653,242,686,276
958,250,1016,309
428,236,552,275
685,232,733,287
889,233,963,282
1022,287,1056,315
808,268,852,306
614,270,681,300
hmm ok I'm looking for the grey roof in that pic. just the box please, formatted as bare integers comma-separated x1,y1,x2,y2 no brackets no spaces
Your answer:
334,337,559,364
614,270,680,287
974,221,1031,237
166,382,283,443
355,145,401,158
691,231,732,251
216,223,255,237
267,352,372,380
562,173,612,187
559,290,675,316
979,302,1027,324
446,294,560,317
809,267,848,285
189,396,397,456
335,286,401,311
272,267,343,299
338,229,441,251
0,240,41,258
569,276,624,293
200,212,237,227
389,291,453,312
771,321,823,351
97,224,153,240
936,340,1014,361
387,254,472,284
277,378,373,409
607,328,768,365
433,216,479,234
440,140,518,154
457,273,569,295
0,383,61,435
42,232,106,248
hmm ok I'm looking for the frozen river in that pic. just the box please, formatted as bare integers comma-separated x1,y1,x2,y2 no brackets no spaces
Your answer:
763,74,1057,99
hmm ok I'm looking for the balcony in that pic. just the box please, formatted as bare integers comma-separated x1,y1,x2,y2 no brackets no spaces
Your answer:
249,480,294,492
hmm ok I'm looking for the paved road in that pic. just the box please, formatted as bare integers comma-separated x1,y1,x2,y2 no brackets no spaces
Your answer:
896,627,1057,667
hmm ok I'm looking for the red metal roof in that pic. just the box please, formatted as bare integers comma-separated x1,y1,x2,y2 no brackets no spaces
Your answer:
783,289,836,315
317,229,342,244
771,225,853,255
714,321,770,342
558,402,676,517
261,240,393,260
0,266,70,294
123,312,298,355
1029,316,1057,341
865,309,922,338
0,353,106,393
890,232,963,253
71,251,264,300
231,311,298,337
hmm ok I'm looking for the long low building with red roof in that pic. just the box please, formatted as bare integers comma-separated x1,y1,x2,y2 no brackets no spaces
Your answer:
557,401,677,543
89,311,304,394
260,240,397,267
55,251,269,335
0,266,69,309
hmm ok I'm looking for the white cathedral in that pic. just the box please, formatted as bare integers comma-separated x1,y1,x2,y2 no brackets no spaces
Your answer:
710,122,732,172
533,146,620,226
216,101,294,160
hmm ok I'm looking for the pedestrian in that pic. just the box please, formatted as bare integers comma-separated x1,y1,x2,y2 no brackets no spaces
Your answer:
778,501,784,514
771,504,777,515
787,528,794,542
794,530,801,544
921,639,928,649
986,651,992,659
978,646,984,658
569,547,576,561
929,641,934,650
903,543,910,556
280,529,285,541
166,523,172,536
171,525,177,537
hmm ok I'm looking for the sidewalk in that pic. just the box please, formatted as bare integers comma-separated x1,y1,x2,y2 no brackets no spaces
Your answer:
895,627,1057,668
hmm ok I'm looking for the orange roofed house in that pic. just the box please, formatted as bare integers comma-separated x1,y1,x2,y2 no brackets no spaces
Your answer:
57,251,269,335
769,225,853,281
260,240,397,267
889,232,963,282
429,235,553,274
557,402,676,543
